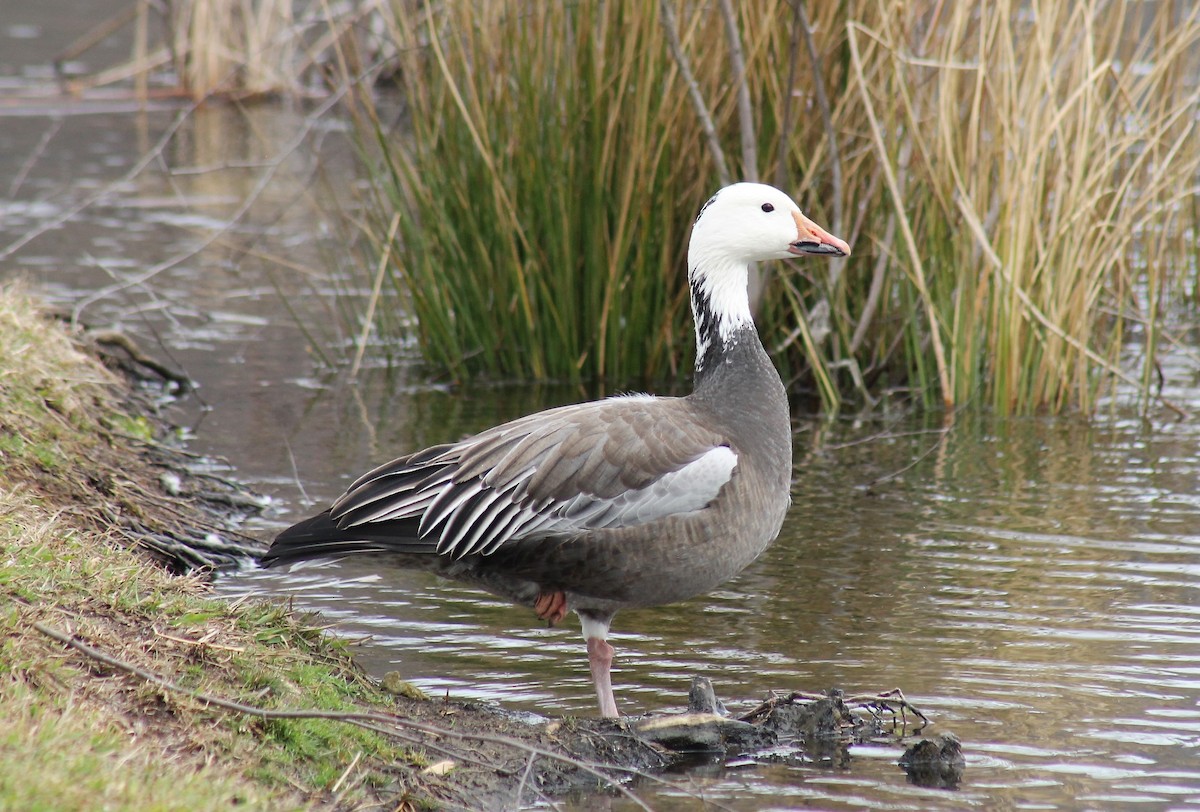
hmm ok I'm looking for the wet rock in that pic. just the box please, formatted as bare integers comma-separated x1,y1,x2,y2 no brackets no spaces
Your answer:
899,733,965,788
380,671,430,700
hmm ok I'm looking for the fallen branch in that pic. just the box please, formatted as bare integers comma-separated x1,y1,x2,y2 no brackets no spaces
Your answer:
88,329,193,391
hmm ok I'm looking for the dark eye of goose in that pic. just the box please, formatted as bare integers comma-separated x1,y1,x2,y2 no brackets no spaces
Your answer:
761,203,774,213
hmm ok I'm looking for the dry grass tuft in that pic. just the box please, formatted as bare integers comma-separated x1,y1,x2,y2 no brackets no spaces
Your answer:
170,0,301,98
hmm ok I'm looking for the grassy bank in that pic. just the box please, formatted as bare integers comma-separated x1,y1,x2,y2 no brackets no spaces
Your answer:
0,287,658,810
346,0,1200,414
0,287,417,809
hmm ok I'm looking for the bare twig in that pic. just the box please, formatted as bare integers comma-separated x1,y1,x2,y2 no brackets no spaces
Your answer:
658,0,731,185
514,750,553,811
796,0,842,240
9,118,63,198
738,687,929,728
862,426,952,489
283,437,313,508
717,0,756,181
351,211,401,378
329,750,362,796
0,109,190,265
822,425,950,452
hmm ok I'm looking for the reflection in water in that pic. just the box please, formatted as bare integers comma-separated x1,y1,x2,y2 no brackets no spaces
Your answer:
3,92,1200,810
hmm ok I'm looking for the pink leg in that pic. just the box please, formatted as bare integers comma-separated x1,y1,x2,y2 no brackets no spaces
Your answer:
580,613,618,717
587,636,618,718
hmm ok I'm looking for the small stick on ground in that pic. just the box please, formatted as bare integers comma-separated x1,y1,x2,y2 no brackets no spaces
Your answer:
153,626,245,653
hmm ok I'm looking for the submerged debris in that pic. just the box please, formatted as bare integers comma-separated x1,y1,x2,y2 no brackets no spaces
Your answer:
739,686,929,731
633,683,939,778
899,733,965,788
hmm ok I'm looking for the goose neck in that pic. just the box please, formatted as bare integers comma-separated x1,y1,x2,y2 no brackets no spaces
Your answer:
689,257,754,375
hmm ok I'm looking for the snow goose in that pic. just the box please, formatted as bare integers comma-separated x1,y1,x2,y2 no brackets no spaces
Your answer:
262,182,850,718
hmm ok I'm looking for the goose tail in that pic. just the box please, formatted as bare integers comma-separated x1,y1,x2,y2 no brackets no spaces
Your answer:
260,510,429,567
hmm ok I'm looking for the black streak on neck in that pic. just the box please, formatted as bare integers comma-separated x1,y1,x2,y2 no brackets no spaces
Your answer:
691,276,725,383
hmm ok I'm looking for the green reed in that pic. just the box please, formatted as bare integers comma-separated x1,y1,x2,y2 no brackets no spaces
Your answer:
348,0,1200,413
350,2,715,384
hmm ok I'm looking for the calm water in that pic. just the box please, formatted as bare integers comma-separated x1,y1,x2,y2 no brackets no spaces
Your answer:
4,22,1200,808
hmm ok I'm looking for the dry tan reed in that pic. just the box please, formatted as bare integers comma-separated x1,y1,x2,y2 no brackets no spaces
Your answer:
168,0,299,98
833,0,1200,413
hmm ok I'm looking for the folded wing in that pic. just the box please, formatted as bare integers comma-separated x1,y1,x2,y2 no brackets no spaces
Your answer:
330,396,738,559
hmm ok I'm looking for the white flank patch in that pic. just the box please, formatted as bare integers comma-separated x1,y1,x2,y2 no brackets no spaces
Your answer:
548,444,737,532
633,445,737,521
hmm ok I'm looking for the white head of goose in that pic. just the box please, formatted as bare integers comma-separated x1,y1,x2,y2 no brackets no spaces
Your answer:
263,182,849,718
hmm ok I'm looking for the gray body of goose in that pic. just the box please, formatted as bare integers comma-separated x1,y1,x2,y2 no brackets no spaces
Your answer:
262,182,850,718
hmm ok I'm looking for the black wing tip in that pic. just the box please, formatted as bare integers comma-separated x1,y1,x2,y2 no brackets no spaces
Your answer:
260,509,429,567
260,509,336,568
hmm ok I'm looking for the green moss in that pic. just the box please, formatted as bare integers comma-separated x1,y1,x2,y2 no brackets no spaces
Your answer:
105,413,156,442
0,432,66,473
